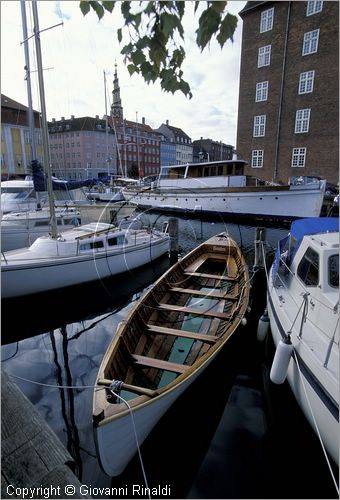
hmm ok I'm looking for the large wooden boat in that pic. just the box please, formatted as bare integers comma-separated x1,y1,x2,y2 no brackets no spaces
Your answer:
93,232,250,476
123,160,326,223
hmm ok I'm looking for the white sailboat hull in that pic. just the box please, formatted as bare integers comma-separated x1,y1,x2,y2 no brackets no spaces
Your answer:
1,235,169,298
126,184,325,221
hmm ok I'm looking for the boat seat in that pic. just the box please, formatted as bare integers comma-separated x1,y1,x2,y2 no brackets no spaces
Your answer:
169,287,237,300
131,354,189,374
97,378,159,398
184,252,230,273
146,324,218,343
184,271,239,281
157,303,231,320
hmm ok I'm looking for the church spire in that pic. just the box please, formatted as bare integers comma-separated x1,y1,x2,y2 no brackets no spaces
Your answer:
111,62,124,124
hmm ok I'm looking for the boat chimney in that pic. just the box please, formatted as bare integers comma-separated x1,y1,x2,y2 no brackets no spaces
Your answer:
61,116,65,121
142,116,145,125
71,115,74,120
166,119,169,126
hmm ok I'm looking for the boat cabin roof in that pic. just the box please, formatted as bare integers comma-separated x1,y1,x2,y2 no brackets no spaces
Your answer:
159,160,247,178
291,218,339,244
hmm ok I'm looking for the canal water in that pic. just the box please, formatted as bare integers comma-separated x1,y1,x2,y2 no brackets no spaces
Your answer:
1,214,338,498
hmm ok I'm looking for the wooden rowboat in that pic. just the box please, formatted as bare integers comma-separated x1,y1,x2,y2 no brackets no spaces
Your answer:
93,232,250,476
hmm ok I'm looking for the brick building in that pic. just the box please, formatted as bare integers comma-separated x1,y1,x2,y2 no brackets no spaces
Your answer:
236,1,339,184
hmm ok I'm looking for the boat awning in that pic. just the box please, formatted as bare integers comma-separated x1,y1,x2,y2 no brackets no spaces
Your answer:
291,217,339,244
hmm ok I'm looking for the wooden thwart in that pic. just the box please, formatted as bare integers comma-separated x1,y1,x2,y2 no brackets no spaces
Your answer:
157,303,231,320
184,271,239,281
146,324,218,343
97,378,159,398
170,286,237,300
131,354,189,374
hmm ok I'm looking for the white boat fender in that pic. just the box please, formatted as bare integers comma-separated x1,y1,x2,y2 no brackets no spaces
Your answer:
270,336,293,384
241,317,247,326
257,311,270,342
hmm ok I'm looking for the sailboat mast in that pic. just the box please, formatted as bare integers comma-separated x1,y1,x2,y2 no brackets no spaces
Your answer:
21,1,36,162
31,1,57,238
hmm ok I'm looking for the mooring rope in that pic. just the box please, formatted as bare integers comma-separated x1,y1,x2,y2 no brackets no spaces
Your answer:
8,373,151,496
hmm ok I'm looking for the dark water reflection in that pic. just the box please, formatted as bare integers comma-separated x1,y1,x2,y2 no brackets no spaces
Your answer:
2,216,337,498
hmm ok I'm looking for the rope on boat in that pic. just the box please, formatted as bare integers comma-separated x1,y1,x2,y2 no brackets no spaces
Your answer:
8,373,152,494
107,386,151,499
260,241,339,492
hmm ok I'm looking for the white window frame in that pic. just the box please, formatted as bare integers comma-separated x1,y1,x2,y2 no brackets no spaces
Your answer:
295,109,311,133
258,45,271,67
251,150,264,168
298,70,315,94
307,1,323,16
260,7,274,33
302,29,320,56
292,148,306,167
256,81,269,102
253,115,266,137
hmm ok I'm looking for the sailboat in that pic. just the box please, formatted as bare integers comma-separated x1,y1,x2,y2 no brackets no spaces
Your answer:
0,2,170,298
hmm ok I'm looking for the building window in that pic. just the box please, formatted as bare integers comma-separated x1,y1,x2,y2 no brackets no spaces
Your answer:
253,115,266,137
256,81,268,102
251,150,264,168
298,70,315,94
258,45,271,67
302,29,319,55
307,1,323,16
295,109,311,133
292,147,306,167
260,7,274,32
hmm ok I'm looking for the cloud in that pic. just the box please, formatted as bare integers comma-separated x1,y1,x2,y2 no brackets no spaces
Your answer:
1,0,246,146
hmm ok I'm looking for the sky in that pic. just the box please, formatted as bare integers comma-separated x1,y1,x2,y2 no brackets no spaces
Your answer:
1,1,246,147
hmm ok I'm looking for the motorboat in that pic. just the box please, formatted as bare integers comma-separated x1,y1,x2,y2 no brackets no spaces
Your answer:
123,160,327,223
266,217,339,467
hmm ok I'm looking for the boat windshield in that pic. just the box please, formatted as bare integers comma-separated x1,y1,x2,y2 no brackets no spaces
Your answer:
329,254,339,288
1,189,35,199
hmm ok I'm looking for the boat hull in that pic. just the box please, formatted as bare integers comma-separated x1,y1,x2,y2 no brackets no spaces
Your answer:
126,185,325,222
1,237,169,298
94,349,220,476
93,232,250,476
267,294,339,467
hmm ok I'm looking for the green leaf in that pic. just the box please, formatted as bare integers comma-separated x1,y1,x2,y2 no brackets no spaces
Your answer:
216,12,237,47
127,64,138,76
89,1,104,19
160,12,179,39
117,28,122,43
196,7,221,51
121,1,131,20
80,1,90,16
131,50,146,66
102,1,115,13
